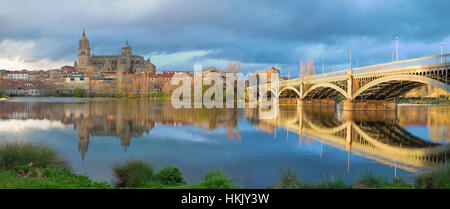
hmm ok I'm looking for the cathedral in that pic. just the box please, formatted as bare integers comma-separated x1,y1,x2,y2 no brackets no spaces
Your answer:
75,29,156,73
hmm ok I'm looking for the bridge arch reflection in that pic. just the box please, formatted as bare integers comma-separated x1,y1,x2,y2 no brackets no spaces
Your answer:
252,106,450,173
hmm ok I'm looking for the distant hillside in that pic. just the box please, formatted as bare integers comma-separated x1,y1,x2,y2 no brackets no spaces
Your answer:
405,85,449,98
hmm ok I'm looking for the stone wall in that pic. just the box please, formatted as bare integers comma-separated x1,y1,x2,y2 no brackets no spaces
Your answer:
343,100,397,111
297,99,335,106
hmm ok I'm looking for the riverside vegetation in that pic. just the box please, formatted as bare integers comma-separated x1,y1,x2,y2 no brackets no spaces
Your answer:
0,90,7,99
0,142,448,189
40,87,170,100
398,98,450,105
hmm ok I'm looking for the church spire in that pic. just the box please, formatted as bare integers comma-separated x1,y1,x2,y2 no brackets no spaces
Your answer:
82,27,86,36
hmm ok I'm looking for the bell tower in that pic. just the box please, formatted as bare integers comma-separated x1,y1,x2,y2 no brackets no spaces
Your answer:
78,28,90,70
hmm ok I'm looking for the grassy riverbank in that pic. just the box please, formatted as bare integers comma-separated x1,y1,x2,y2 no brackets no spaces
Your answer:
271,168,449,189
0,90,7,99
39,88,171,101
0,142,238,189
0,142,448,189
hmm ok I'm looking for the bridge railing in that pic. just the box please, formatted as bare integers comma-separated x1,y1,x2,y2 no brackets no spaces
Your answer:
352,53,450,75
302,70,348,81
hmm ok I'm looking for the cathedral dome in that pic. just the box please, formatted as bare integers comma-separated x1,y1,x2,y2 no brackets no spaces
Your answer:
122,40,131,49
121,40,132,55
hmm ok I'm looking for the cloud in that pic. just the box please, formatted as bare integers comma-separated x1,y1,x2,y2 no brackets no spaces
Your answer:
0,39,72,70
0,0,448,73
150,50,212,67
0,119,68,133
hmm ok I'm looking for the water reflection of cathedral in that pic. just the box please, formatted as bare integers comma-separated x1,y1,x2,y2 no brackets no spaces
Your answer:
0,100,241,159
75,118,155,159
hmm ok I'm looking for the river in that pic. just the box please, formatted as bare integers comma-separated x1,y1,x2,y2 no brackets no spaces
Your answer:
0,97,448,188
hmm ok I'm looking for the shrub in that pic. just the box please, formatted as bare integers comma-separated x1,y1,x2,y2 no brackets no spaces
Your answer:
274,168,304,189
0,89,7,98
356,170,389,188
198,168,237,189
316,176,349,189
155,166,186,186
72,87,87,97
0,142,68,170
112,160,154,187
415,164,450,189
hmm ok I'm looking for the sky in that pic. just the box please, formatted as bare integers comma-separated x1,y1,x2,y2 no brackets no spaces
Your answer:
0,0,449,76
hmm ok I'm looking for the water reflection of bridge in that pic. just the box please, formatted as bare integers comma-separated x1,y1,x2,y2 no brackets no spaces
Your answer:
252,106,449,173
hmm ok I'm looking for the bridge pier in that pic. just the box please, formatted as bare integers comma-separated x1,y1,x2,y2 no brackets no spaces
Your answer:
296,99,335,107
279,98,298,104
343,100,397,111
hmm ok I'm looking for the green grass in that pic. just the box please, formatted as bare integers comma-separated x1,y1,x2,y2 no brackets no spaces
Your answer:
379,177,413,189
271,168,304,189
0,142,69,170
354,170,389,188
0,144,240,189
314,176,349,189
0,142,111,189
271,169,419,189
0,167,111,189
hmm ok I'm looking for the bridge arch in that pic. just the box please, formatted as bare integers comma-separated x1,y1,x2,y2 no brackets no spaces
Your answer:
260,88,277,98
278,86,301,98
352,75,450,100
303,83,348,99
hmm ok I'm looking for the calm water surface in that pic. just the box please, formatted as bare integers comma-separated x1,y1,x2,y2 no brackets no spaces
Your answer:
0,97,448,188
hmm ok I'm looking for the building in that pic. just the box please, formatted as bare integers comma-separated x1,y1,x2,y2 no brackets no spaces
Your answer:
7,72,29,80
64,74,90,90
0,78,45,96
254,67,284,83
76,29,156,74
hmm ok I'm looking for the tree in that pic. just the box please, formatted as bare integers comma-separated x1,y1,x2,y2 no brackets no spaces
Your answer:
299,60,305,77
306,59,315,76
86,66,95,93
73,87,87,97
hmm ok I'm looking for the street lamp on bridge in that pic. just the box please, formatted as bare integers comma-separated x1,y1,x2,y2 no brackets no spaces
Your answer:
349,49,352,70
441,42,444,64
322,57,325,74
396,36,399,62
